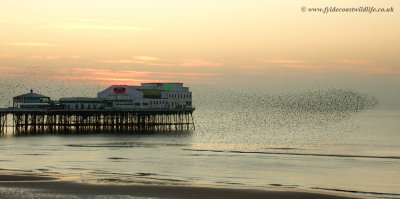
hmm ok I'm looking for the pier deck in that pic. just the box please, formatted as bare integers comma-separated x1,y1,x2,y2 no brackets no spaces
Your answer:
0,108,195,135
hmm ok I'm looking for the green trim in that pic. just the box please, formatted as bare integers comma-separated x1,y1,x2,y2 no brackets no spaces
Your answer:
137,89,163,96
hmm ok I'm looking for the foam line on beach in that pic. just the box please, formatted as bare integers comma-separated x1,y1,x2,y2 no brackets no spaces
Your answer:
0,174,57,181
183,149,400,160
65,142,190,148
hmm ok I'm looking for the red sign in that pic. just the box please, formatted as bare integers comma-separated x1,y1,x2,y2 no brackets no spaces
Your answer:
113,87,127,94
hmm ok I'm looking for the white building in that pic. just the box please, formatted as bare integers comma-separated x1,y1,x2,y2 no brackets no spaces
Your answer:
97,83,192,110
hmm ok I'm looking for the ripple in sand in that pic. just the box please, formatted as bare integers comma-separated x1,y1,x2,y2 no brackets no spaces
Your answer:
107,157,129,161
312,187,400,197
269,183,298,188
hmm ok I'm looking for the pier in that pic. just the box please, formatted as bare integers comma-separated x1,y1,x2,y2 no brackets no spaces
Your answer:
0,108,195,135
1,83,196,135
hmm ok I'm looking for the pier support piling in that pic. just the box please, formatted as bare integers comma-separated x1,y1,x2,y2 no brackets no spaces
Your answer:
0,109,195,135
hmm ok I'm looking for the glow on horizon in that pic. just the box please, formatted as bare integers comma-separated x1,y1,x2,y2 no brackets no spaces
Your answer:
0,66,220,86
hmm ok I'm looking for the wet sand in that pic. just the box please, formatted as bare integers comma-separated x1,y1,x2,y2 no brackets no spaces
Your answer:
0,174,358,199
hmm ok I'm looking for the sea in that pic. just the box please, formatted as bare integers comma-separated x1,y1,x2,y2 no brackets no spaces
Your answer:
0,85,399,199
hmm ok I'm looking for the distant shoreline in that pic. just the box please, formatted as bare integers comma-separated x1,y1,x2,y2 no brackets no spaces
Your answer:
0,173,358,199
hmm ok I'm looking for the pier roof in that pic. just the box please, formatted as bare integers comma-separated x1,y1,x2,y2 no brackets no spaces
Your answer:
13,92,49,99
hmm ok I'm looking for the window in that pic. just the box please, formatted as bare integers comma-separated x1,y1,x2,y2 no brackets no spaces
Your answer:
75,104,79,109
81,104,85,110
40,98,49,102
106,101,113,107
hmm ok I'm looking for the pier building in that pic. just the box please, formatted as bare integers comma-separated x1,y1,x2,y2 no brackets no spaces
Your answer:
12,89,51,109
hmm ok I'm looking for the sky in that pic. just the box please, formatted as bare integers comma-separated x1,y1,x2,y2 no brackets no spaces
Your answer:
0,0,399,104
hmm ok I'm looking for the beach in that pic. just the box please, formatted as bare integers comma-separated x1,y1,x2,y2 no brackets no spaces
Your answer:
0,173,357,199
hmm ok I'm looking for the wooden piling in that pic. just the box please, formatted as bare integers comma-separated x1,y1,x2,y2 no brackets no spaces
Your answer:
0,109,195,135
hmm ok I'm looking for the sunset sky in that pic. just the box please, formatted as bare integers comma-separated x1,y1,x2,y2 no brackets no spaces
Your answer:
0,0,399,103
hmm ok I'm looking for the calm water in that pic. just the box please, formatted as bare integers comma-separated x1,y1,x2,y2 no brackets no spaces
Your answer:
1,86,400,198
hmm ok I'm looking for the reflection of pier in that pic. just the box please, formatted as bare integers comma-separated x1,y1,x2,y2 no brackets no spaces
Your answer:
0,109,195,135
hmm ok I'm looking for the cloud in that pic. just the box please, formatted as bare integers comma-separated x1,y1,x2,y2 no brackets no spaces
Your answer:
255,58,318,74
333,59,373,65
179,58,223,67
330,59,400,74
97,59,136,64
97,56,161,64
262,58,305,64
27,56,61,60
97,56,223,68
1,42,56,47
281,64,317,69
97,56,173,66
253,57,400,75
61,68,217,79
362,66,400,74
0,66,26,73
0,54,14,58
0,17,150,32
133,56,160,61
0,66,219,85
48,22,150,31
0,17,49,24
55,68,219,85
69,55,81,59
